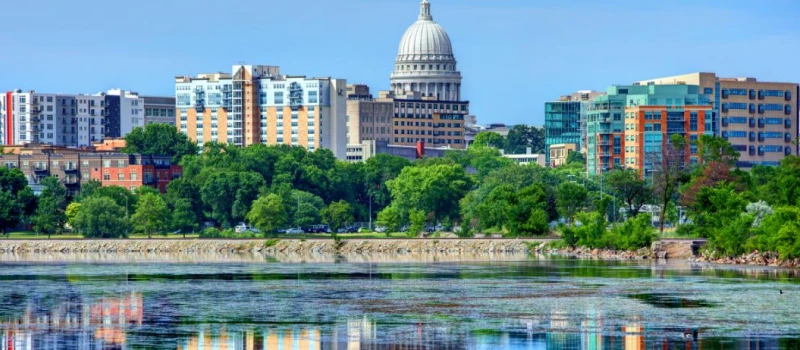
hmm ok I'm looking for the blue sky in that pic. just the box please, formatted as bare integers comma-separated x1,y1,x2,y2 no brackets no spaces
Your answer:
1,0,799,125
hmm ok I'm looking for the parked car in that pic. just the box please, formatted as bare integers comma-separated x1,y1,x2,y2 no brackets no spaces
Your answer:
374,226,387,233
346,225,360,233
286,227,305,234
304,225,330,234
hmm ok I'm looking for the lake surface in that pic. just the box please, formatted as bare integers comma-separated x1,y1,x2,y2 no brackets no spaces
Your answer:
0,254,798,349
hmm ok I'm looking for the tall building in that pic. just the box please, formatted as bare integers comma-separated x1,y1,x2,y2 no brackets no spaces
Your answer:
637,72,799,167
0,89,155,147
586,84,713,177
385,0,469,149
544,90,603,165
175,65,347,159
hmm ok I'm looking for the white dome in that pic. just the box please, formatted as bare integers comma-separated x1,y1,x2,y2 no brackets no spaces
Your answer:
397,21,453,61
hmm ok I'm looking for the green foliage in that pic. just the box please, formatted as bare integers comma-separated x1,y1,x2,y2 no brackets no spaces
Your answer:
247,193,287,234
605,169,649,217
504,125,544,154
32,177,68,237
322,200,354,232
66,202,81,229
170,198,198,237
408,209,426,237
387,163,473,222
123,123,199,163
0,167,35,237
364,154,412,214
376,205,402,234
131,193,170,238
606,214,657,251
473,132,505,149
557,182,588,225
565,151,586,165
72,196,128,238
201,171,265,227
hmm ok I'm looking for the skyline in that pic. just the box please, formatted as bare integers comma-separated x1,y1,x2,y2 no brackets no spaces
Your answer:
1,0,799,125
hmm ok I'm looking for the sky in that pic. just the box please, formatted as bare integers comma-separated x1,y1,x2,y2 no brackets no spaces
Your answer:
1,0,799,125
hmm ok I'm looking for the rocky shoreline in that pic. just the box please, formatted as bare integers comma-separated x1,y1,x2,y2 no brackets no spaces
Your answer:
541,246,655,260
0,238,545,255
691,250,800,269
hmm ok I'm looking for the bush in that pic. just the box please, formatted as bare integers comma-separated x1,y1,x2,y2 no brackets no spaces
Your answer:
607,214,656,250
199,227,222,238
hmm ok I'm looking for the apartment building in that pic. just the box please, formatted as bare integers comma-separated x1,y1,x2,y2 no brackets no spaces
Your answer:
637,72,798,167
0,89,168,147
175,64,347,159
0,145,181,194
143,96,176,126
345,85,392,145
586,84,713,176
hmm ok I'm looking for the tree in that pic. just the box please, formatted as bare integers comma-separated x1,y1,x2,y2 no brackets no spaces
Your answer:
505,125,545,154
201,171,266,227
650,134,688,233
322,200,354,233
66,202,81,229
0,167,35,238
72,196,128,238
557,182,588,225
123,123,199,163
473,132,505,149
605,169,650,218
376,205,402,234
387,164,473,223
408,209,426,238
697,135,739,167
285,190,324,227
171,198,198,238
32,177,68,238
247,193,287,234
131,193,170,239
566,151,586,165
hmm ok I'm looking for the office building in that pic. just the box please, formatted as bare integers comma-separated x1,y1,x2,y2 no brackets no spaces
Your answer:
637,72,798,167
346,85,393,145
175,64,347,159
544,90,603,165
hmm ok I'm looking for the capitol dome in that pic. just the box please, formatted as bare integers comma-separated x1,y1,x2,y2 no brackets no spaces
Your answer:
396,17,454,61
390,0,463,102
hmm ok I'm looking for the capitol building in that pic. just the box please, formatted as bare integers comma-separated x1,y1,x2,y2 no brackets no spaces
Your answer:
390,0,463,102
346,0,470,161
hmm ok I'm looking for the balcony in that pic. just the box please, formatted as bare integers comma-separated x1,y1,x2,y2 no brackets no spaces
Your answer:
596,140,611,146
143,178,155,185
63,177,80,186
62,164,78,172
33,165,48,173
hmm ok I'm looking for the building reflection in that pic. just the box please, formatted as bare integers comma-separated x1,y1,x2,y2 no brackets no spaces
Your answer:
179,327,322,350
0,292,142,349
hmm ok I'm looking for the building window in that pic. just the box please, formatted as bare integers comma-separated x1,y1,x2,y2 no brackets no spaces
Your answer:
118,173,125,180
103,173,110,181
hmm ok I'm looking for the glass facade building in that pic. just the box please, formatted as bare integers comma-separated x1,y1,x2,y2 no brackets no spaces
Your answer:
544,101,581,165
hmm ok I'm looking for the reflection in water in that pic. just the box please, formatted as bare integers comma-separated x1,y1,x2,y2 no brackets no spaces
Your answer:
0,258,798,349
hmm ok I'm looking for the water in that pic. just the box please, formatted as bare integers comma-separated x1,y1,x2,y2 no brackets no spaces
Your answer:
0,253,798,349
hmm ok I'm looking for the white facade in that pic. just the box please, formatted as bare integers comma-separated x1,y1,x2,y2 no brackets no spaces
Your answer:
390,0,462,101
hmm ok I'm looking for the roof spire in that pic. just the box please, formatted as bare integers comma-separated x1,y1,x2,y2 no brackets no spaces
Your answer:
419,0,433,21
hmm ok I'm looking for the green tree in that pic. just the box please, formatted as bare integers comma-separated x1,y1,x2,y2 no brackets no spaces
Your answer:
408,209,426,237
376,205,402,234
0,167,35,238
322,200,354,233
247,193,287,234
387,164,473,223
171,198,198,238
66,202,81,229
557,182,588,225
697,135,739,167
131,193,170,238
605,169,650,218
473,132,505,149
650,134,687,233
72,196,128,238
505,125,545,154
123,123,199,163
32,177,68,238
201,171,265,227
285,190,325,227
566,151,586,165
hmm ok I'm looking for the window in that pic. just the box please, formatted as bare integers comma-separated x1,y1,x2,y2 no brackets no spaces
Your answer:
118,173,125,180
103,173,110,181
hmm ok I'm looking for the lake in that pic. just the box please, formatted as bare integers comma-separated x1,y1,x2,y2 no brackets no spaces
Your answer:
0,253,798,349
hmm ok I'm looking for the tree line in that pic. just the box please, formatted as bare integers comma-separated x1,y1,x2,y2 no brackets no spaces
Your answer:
2,123,799,260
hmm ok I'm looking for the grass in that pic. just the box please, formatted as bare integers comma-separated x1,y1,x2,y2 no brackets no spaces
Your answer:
283,232,412,240
1,231,201,240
